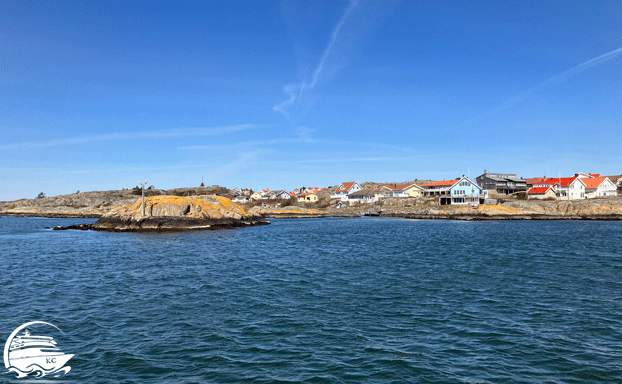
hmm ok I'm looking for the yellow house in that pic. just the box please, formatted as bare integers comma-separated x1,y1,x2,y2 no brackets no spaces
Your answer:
403,184,423,197
249,192,263,201
297,193,319,203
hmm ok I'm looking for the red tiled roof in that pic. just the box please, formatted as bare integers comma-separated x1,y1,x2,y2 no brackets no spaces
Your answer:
421,180,459,187
336,181,357,192
528,186,552,194
535,176,581,188
582,177,607,189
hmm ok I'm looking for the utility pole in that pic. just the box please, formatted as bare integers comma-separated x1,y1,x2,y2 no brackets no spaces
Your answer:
139,180,148,216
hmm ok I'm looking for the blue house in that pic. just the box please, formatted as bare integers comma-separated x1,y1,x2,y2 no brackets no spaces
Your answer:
440,176,487,205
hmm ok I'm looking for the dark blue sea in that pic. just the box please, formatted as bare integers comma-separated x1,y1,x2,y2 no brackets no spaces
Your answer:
1,216,621,383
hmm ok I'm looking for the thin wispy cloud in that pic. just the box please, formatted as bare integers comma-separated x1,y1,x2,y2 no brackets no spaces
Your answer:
309,0,359,89
533,46,622,90
0,124,263,149
456,46,622,129
273,0,359,124
274,0,396,126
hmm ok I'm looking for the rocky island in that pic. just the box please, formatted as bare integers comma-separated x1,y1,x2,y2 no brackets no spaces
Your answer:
52,195,269,232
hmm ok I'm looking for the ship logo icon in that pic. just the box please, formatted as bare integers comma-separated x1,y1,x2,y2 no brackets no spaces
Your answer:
4,321,73,378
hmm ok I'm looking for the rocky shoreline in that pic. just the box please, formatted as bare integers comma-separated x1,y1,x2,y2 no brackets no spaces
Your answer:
54,216,270,232
248,198,622,221
381,212,622,221
2,190,622,223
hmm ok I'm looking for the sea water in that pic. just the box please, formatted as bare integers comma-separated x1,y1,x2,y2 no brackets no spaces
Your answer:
0,216,621,383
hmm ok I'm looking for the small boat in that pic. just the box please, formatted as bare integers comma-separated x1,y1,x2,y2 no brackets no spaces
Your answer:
6,329,73,377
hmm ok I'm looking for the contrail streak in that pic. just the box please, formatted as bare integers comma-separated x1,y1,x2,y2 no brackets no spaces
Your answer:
309,0,359,89
274,0,359,122
536,46,622,90
504,46,622,108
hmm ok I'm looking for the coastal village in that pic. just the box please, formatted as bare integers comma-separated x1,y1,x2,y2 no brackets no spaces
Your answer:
2,170,622,223
224,171,621,208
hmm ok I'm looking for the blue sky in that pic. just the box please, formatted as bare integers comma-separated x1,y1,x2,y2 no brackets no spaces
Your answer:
2,0,621,200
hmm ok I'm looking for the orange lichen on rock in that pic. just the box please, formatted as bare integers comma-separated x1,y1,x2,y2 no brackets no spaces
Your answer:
106,195,248,220
88,194,268,232
477,204,524,214
213,195,246,214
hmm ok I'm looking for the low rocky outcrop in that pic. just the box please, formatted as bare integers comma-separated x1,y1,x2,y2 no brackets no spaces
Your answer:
380,198,622,220
0,190,138,217
245,197,622,220
54,195,269,232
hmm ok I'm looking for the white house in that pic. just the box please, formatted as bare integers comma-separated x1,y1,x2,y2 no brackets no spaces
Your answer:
347,189,376,204
604,175,621,186
583,177,618,198
331,181,362,200
535,176,586,200
232,196,249,203
259,189,271,199
265,190,293,200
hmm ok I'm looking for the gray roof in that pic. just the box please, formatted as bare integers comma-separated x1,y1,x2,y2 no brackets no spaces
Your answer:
507,177,525,182
348,189,375,198
483,175,525,183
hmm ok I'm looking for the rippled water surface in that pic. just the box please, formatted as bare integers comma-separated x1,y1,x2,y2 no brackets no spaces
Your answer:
1,216,621,383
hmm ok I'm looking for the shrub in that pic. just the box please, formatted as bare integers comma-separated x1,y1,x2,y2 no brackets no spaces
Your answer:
280,198,296,207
